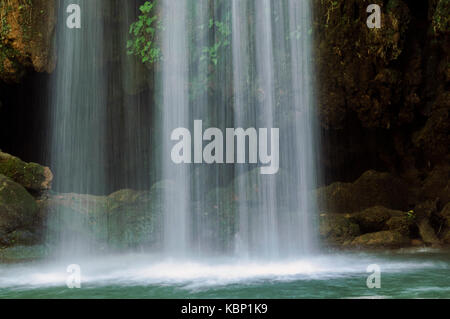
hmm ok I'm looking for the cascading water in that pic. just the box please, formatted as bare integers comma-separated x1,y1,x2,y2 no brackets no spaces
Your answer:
153,0,318,259
48,0,108,258
158,0,191,256
46,0,318,260
232,0,317,258
2,0,449,300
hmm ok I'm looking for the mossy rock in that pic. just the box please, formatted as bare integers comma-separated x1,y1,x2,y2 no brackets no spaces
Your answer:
0,151,53,192
316,170,411,214
350,206,392,233
385,215,414,236
349,230,410,248
0,245,48,262
0,174,38,235
42,190,162,251
319,213,360,246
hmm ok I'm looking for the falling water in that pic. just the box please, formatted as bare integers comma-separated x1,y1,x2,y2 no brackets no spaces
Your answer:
230,0,317,258
47,0,317,260
158,0,191,256
48,0,108,258
154,0,317,258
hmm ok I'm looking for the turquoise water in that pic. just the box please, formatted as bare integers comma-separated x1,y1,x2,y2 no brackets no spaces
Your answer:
0,249,448,299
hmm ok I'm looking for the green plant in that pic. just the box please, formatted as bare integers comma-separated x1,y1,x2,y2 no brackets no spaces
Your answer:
127,1,162,64
200,15,231,66
406,210,416,221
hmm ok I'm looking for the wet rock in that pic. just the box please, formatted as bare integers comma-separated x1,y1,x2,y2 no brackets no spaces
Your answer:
438,202,450,227
348,206,415,238
316,170,411,214
0,245,47,262
412,200,441,246
421,164,450,205
0,151,53,192
107,189,161,250
319,213,360,246
41,189,162,251
417,218,441,246
0,174,38,237
349,206,393,233
437,203,450,244
0,229,39,247
349,230,410,248
314,0,411,130
0,0,56,82
385,215,414,237
413,92,450,163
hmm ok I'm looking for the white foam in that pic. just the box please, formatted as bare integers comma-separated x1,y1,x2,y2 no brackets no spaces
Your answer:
0,253,447,290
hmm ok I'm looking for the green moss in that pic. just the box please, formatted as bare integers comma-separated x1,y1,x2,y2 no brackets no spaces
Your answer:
0,152,47,191
0,0,35,78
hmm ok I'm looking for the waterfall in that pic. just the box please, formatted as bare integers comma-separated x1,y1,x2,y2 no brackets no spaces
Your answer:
229,0,318,258
47,0,317,260
155,0,317,258
158,0,191,256
48,0,108,258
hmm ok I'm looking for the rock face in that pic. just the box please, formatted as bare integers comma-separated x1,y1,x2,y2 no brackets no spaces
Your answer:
0,0,56,82
349,230,410,248
437,203,450,244
0,174,39,246
350,206,405,234
42,188,163,251
0,151,53,192
319,213,360,246
314,0,449,191
316,170,412,214
318,204,418,248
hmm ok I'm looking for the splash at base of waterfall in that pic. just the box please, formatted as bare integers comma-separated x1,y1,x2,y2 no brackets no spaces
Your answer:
0,250,449,298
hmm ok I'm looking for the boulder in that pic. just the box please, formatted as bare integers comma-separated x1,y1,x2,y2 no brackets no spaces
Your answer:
41,189,162,251
107,189,161,250
349,206,415,236
417,218,441,246
0,151,53,192
438,202,450,228
437,203,450,244
385,215,414,236
0,174,39,237
421,164,450,205
0,245,47,262
349,206,393,233
349,230,410,248
319,213,360,246
316,170,411,214
413,200,441,245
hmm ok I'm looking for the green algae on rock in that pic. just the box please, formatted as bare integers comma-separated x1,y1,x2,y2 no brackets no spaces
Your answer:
0,151,53,192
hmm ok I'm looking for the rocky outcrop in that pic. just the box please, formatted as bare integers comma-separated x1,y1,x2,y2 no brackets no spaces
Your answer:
315,0,412,130
319,213,360,246
349,230,410,248
0,0,56,82
315,164,450,248
0,151,53,192
41,188,163,251
0,174,39,246
350,206,408,234
316,170,412,214
314,0,449,197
